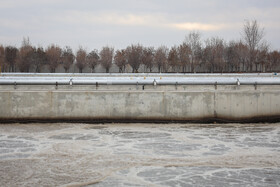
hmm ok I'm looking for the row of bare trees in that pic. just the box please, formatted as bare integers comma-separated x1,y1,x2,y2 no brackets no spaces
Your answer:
0,38,114,73
1,20,280,73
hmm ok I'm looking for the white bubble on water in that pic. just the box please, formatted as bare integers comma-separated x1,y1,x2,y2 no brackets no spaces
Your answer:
0,123,279,186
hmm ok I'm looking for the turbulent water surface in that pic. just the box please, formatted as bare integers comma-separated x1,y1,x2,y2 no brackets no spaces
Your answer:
0,123,279,187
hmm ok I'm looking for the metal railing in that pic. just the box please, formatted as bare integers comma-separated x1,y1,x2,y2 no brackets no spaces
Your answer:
1,79,280,85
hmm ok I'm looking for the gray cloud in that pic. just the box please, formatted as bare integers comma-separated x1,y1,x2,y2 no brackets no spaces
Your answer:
0,0,279,50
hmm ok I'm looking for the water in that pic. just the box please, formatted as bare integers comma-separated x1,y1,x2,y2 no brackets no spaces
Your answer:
0,123,279,187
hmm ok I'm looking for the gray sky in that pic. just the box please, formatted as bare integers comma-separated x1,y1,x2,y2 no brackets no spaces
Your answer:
1,0,280,51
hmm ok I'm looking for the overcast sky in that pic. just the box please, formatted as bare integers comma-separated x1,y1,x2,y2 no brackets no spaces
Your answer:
0,0,280,51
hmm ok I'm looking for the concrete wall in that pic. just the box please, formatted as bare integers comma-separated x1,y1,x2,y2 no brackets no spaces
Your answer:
1,84,280,122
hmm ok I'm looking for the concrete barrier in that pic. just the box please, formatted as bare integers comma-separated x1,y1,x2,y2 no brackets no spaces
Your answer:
1,74,280,123
1,87,280,123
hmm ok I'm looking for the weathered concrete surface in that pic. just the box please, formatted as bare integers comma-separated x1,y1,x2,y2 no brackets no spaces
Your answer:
0,84,280,122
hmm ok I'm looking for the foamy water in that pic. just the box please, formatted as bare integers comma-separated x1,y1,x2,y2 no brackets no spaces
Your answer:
0,123,279,186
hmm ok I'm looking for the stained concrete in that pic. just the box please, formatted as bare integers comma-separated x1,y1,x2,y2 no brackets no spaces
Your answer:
0,85,280,122
1,73,280,122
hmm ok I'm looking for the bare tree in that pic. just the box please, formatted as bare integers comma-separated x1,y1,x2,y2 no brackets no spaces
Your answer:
154,46,168,73
256,42,269,72
5,46,18,72
185,31,203,73
114,49,127,73
268,51,280,72
17,38,34,72
0,21,278,74
126,44,143,73
33,47,47,73
141,47,154,72
214,39,226,72
100,46,114,73
0,45,6,72
86,50,99,73
242,19,265,71
204,37,225,73
46,45,62,73
203,43,214,73
234,41,249,72
178,43,191,73
62,46,75,73
225,41,240,72
168,46,179,72
76,47,87,73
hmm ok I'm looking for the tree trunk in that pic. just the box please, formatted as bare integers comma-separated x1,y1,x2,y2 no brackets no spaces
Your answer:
249,63,253,72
